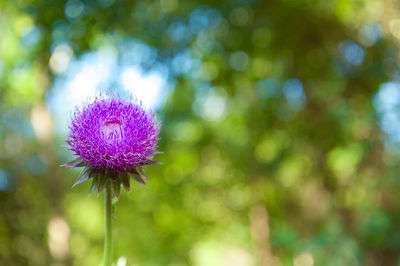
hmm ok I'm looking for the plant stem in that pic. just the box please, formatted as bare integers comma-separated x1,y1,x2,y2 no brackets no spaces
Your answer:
103,184,112,266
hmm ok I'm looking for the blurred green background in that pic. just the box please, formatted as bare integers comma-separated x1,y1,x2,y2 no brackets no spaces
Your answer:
1,0,400,265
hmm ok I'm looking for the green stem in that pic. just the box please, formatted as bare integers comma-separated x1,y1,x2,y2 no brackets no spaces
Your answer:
103,185,112,266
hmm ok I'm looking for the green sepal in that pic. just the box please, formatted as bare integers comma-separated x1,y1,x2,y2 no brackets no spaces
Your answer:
112,179,121,198
136,167,148,180
129,172,146,186
129,167,148,182
120,172,131,192
141,160,162,166
89,168,101,179
97,171,109,194
72,166,92,188
149,150,163,156
105,169,117,181
61,156,87,168
89,176,99,196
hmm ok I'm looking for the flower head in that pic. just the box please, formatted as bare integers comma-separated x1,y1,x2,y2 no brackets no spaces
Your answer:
62,96,161,196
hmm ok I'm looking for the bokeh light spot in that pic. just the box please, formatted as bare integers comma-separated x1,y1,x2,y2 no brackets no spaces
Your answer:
359,22,381,47
283,78,306,110
229,51,249,72
339,40,365,66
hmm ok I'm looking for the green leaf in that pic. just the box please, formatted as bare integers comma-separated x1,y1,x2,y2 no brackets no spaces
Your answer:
112,179,121,198
120,172,131,192
71,167,92,188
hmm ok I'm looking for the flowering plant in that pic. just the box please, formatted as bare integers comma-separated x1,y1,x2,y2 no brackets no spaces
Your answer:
62,96,161,265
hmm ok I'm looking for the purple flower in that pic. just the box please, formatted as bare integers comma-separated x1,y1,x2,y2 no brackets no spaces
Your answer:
62,96,161,196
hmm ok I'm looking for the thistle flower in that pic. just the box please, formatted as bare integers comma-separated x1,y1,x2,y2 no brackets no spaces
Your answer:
62,96,161,197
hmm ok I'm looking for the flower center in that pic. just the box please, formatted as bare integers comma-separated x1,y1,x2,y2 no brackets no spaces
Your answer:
102,118,123,138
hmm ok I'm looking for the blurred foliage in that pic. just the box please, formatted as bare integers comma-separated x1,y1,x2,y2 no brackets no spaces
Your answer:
1,0,400,265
